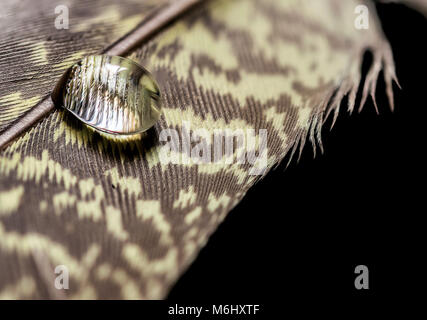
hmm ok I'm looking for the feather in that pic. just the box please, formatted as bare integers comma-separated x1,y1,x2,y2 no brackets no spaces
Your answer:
0,0,420,299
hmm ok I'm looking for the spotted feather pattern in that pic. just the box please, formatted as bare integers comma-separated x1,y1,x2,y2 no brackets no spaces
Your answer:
0,0,406,299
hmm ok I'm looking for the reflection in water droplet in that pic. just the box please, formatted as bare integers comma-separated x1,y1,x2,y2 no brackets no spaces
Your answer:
52,55,161,139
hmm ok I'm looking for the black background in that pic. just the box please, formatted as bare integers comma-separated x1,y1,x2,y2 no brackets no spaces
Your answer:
168,3,426,303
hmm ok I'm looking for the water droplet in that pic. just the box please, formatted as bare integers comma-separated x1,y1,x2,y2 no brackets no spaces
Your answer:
52,55,161,138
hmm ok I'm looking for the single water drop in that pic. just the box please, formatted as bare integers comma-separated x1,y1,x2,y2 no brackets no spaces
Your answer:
52,55,161,139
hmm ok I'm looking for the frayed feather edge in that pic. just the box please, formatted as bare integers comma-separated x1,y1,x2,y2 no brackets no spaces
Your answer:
285,41,400,168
